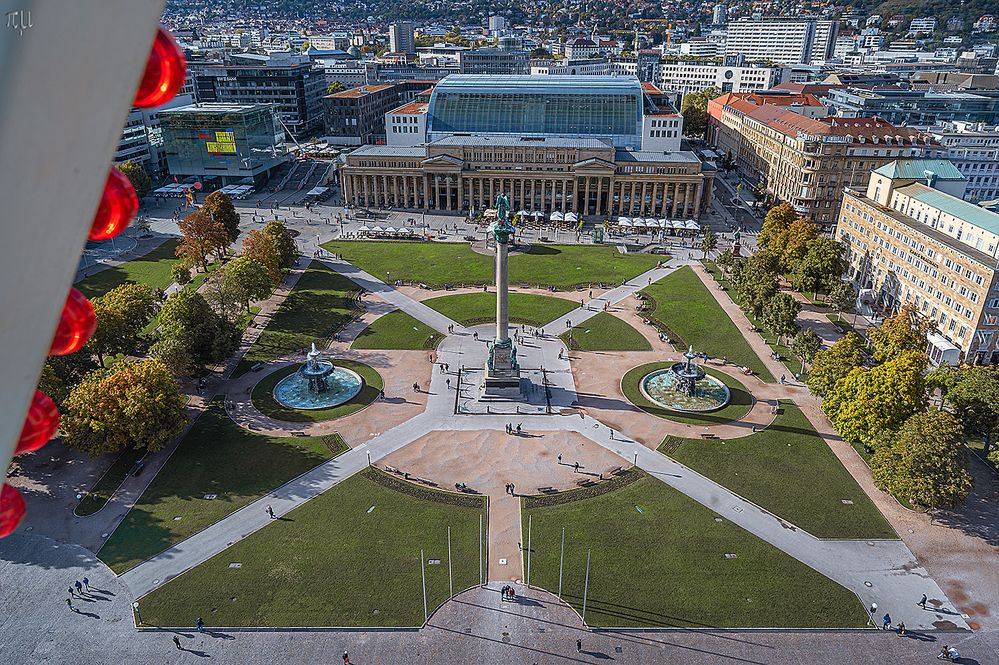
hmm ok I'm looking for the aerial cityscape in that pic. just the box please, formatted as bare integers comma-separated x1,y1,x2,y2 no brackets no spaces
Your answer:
2,0,999,663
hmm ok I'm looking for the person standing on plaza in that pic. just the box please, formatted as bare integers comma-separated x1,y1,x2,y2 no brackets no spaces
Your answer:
918,594,927,609
173,636,182,650
66,597,73,611
196,617,204,633
882,612,891,630
82,577,90,591
577,639,582,653
74,580,83,595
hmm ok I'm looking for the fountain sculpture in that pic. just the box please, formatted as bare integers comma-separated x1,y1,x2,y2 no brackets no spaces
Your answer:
639,346,731,412
272,343,364,410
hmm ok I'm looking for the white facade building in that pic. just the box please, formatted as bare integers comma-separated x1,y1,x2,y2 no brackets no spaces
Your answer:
656,62,786,96
530,58,612,76
927,122,999,202
385,101,428,147
724,18,838,65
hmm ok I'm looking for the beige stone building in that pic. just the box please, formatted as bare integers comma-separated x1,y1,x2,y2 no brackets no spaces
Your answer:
837,159,999,365
340,136,713,218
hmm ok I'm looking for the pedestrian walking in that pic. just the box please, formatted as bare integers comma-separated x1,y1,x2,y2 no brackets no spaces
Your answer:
516,423,522,434
69,587,75,598
918,594,927,609
66,597,73,611
577,639,582,653
74,580,83,595
440,364,445,374
557,454,562,465
173,636,182,650
779,374,786,385
882,613,891,630
609,427,614,440
446,378,451,389
869,602,877,616
573,461,579,473
897,621,905,636
510,483,515,495
196,617,204,633
83,577,89,591
343,651,350,664
267,505,275,519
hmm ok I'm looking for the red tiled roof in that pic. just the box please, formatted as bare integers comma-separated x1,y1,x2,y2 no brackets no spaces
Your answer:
388,101,428,115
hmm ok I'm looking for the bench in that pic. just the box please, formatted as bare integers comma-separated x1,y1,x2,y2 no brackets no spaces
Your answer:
608,466,624,476
291,431,307,437
384,465,399,474
536,486,556,494
575,479,596,487
700,433,719,440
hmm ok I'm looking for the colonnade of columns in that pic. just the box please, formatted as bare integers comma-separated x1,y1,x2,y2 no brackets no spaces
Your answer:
341,171,707,218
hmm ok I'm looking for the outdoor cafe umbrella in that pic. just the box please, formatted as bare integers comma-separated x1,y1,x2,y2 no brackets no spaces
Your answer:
550,211,564,222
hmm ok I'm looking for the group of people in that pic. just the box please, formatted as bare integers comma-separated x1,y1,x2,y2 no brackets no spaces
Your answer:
499,585,517,602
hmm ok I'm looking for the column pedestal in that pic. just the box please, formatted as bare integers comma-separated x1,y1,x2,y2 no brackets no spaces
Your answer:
482,239,522,399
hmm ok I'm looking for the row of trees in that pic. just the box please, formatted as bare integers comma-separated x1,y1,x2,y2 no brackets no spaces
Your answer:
808,306,998,507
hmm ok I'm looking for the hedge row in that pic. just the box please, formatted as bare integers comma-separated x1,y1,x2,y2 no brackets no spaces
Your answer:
522,468,644,509
322,432,349,456
361,467,486,509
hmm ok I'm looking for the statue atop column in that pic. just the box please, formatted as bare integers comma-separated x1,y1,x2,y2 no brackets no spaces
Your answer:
493,193,515,245
482,192,522,399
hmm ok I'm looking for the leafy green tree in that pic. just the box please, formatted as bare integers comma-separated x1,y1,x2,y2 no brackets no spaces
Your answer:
716,248,734,272
790,327,822,374
731,250,779,317
871,410,973,508
171,262,192,285
262,221,298,269
202,191,241,245
790,238,848,297
807,331,865,397
36,352,98,406
822,350,927,447
944,366,999,457
154,289,239,372
219,256,272,314
829,281,857,324
757,203,798,256
867,304,930,363
89,283,158,364
61,359,187,456
780,217,819,273
326,80,346,95
761,292,800,345
116,160,152,199
679,86,719,138
148,335,194,377
243,228,283,285
699,230,718,259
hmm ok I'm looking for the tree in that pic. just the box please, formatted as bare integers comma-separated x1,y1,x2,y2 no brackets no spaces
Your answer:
758,203,799,256
531,47,553,58
177,209,228,271
202,191,241,244
699,230,718,259
945,366,999,458
263,221,298,269
828,281,857,324
61,359,186,456
326,80,346,95
867,304,930,363
871,410,973,508
761,292,800,345
716,248,735,273
216,256,272,315
679,86,719,138
154,289,239,372
731,250,779,317
171,262,192,286
89,283,158,364
36,352,98,406
243,229,283,285
116,160,152,199
148,335,194,377
822,350,927,447
807,331,865,397
790,238,847,298
790,328,822,374
780,217,819,273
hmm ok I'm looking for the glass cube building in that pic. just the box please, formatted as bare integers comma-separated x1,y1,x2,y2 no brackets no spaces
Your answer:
427,75,644,148
160,103,289,185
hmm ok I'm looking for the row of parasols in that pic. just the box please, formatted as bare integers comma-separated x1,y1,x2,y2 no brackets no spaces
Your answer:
356,225,421,237
512,210,580,223
616,217,701,231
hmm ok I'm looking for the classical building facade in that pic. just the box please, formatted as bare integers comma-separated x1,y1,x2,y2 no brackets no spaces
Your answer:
340,75,714,218
837,160,999,365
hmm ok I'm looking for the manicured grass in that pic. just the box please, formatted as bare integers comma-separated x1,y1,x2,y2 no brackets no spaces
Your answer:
622,362,753,425
662,401,897,540
234,262,361,377
423,292,577,327
75,446,146,516
826,313,857,335
641,266,774,382
98,400,346,574
351,310,442,350
522,473,868,628
76,238,183,299
560,313,651,352
137,468,486,628
250,360,383,423
321,241,662,290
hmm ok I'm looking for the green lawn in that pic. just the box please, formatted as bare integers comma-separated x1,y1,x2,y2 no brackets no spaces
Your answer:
662,401,897,540
137,468,486,628
98,400,346,574
76,238,183,299
642,266,774,382
250,360,383,423
321,241,662,290
234,262,361,377
522,472,867,628
75,446,146,516
621,362,753,425
561,313,651,352
351,310,442,350
423,292,577,327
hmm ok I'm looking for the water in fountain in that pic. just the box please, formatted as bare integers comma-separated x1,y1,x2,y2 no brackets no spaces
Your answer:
640,346,731,412
273,343,364,410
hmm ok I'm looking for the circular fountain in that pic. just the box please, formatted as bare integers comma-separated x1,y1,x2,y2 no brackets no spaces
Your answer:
273,343,364,410
640,346,731,412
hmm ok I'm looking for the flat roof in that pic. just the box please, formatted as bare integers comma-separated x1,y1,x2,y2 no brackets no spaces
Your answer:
349,145,427,158
616,150,702,164
429,135,614,149
389,102,429,115
329,84,395,99
433,74,642,95
158,102,276,114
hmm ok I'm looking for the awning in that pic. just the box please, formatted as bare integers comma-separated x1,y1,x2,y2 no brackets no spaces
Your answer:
617,219,632,227
550,211,564,222
564,212,578,222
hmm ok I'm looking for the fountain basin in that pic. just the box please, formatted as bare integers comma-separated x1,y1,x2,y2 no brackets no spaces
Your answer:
640,368,731,413
273,365,364,410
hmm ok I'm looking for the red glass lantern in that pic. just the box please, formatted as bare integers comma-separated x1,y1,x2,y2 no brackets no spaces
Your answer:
134,26,187,108
89,167,138,241
49,288,96,356
16,390,59,455
0,484,26,539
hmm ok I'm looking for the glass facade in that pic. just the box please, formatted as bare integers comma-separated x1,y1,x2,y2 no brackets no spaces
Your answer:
161,104,287,183
427,75,643,147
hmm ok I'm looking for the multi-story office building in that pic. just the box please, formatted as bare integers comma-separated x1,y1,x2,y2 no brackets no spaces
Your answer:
657,62,786,97
711,93,940,224
325,80,433,145
488,15,507,35
530,58,612,76
340,75,712,218
827,88,999,126
310,33,353,51
159,103,289,185
724,18,839,65
925,122,999,202
457,49,530,75
385,101,429,147
389,22,416,55
195,54,326,138
837,160,999,365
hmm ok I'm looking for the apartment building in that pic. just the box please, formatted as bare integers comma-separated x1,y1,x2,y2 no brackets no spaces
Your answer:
925,122,999,202
724,18,839,65
707,90,830,162
837,160,999,365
